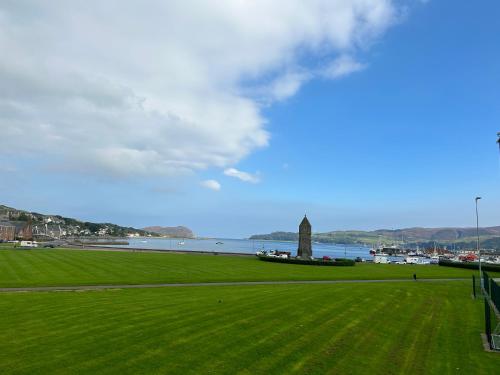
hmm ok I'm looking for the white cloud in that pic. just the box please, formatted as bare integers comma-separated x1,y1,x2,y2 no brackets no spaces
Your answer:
224,168,260,184
268,71,312,102
323,55,367,79
201,179,221,191
0,1,402,178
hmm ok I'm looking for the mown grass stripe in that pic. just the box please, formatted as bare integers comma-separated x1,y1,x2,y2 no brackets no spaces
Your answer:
1,249,498,288
1,283,500,374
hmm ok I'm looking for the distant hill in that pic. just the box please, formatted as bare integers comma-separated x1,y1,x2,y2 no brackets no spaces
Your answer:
250,226,500,250
142,226,194,238
0,204,156,238
372,227,500,241
250,231,298,241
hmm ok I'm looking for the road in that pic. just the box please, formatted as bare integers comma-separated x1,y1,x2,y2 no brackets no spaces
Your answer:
0,278,470,293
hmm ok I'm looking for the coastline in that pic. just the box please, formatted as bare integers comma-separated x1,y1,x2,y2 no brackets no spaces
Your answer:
65,244,255,257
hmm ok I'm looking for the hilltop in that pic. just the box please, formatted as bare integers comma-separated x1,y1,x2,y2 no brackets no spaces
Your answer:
142,226,195,238
250,226,500,250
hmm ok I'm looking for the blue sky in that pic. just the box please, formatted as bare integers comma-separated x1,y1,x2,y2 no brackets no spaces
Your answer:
1,1,499,237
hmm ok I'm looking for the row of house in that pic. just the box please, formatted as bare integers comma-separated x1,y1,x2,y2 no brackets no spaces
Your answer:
0,225,15,241
0,221,33,241
1,221,122,241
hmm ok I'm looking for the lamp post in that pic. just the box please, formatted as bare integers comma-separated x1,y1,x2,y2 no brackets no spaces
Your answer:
475,196,482,288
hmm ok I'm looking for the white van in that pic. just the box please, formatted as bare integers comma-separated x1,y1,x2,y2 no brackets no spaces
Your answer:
405,257,419,264
374,255,389,264
19,241,38,248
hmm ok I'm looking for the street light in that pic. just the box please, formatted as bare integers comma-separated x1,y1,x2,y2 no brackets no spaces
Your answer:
475,196,482,288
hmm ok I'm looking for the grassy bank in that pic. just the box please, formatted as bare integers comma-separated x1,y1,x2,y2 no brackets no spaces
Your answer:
0,248,497,287
0,282,498,374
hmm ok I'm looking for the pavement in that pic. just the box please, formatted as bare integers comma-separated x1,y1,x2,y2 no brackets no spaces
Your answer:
0,278,470,293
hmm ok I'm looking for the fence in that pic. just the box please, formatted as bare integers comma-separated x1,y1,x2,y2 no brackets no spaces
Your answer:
491,276,500,313
485,298,492,349
481,272,500,351
472,274,484,299
483,271,490,295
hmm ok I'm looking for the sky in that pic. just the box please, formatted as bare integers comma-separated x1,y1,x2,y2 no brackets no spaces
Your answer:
0,0,499,238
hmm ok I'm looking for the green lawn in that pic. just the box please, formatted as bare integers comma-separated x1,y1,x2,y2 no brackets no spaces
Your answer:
0,281,497,374
0,248,496,287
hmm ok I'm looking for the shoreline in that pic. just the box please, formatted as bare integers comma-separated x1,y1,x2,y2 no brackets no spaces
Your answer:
65,244,255,257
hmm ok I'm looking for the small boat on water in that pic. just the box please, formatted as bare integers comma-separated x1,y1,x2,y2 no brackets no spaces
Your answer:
177,241,185,245
216,241,223,245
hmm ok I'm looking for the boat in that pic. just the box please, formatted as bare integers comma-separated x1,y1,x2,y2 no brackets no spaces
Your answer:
370,244,400,256
177,241,185,245
216,241,223,245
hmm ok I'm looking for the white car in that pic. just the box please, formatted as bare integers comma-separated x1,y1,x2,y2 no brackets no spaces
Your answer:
19,241,38,248
405,257,419,264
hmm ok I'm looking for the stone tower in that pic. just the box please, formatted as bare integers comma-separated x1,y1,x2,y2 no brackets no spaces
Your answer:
297,215,312,258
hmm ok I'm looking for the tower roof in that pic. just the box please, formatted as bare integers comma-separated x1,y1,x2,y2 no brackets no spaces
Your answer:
299,215,311,229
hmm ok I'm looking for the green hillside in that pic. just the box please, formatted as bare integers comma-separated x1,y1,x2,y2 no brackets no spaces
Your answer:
251,226,500,249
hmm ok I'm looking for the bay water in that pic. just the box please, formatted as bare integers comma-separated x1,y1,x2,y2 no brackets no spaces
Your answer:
105,237,372,260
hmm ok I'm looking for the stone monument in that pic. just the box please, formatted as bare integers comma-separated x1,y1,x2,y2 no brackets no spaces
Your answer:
297,215,312,258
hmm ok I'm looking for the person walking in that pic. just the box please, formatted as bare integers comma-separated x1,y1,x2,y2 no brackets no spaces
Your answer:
413,273,417,281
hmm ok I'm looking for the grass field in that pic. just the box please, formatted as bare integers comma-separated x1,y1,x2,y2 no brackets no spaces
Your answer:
1,281,498,374
0,248,497,287
1,248,498,374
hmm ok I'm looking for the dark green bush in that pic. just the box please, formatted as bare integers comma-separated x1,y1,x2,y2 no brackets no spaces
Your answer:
438,259,500,272
257,256,355,266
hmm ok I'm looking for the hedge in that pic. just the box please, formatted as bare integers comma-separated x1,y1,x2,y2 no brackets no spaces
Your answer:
257,256,355,266
438,259,500,272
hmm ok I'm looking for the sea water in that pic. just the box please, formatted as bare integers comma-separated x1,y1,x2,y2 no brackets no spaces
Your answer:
105,237,372,260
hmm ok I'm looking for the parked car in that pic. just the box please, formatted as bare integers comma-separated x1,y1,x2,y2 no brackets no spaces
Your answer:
19,241,38,248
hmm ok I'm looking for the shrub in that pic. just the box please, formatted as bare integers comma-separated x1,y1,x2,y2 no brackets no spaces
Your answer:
438,259,500,272
257,256,355,267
